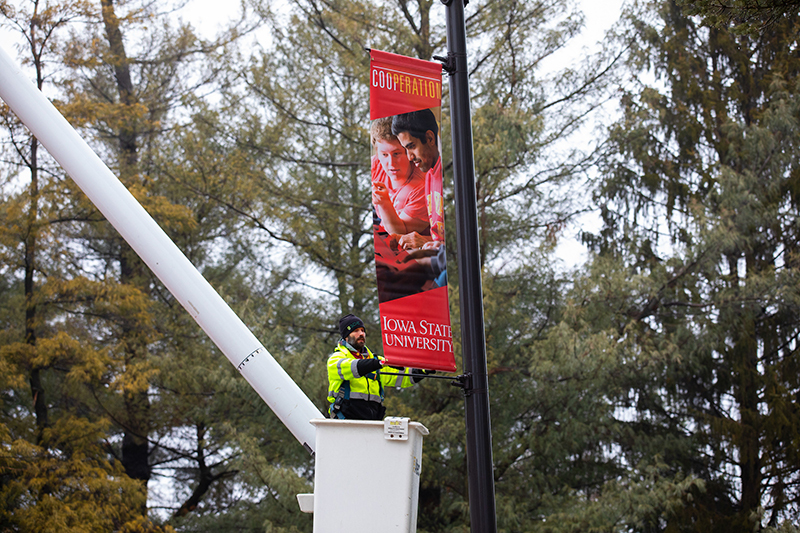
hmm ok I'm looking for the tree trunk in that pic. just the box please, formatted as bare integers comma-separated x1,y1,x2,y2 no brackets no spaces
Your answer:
100,0,152,496
26,5,47,444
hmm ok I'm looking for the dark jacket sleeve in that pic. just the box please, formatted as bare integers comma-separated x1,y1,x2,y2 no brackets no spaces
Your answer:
430,246,447,277
355,358,382,377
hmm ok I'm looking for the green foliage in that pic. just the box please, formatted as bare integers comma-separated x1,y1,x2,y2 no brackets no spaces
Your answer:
590,0,800,528
0,416,162,532
676,0,800,34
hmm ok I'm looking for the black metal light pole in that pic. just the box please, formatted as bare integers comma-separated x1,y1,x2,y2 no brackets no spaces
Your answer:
437,1,498,531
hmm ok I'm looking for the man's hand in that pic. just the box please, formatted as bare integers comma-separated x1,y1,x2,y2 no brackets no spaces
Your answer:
372,183,391,207
383,362,405,372
398,232,431,250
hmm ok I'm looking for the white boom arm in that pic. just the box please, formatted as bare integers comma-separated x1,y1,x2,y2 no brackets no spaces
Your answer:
0,45,324,454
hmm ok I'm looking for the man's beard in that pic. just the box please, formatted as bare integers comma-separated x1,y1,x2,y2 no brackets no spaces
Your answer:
348,335,366,350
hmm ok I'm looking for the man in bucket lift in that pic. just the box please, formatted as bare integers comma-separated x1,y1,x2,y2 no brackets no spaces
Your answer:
327,314,433,420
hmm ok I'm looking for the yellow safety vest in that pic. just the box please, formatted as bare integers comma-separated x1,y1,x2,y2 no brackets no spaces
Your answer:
326,341,415,416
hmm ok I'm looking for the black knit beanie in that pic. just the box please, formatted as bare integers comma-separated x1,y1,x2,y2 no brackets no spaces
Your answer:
339,314,365,339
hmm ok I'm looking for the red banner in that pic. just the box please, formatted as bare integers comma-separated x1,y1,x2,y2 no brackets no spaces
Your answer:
370,50,443,121
369,49,456,373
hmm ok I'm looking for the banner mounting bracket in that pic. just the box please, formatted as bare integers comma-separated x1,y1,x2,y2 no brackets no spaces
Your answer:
433,53,456,74
451,372,473,396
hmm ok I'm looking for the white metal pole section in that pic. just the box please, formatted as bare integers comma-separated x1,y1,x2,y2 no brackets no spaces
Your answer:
0,45,323,454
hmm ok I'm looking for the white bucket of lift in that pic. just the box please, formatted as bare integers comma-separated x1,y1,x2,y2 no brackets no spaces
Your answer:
298,418,429,533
